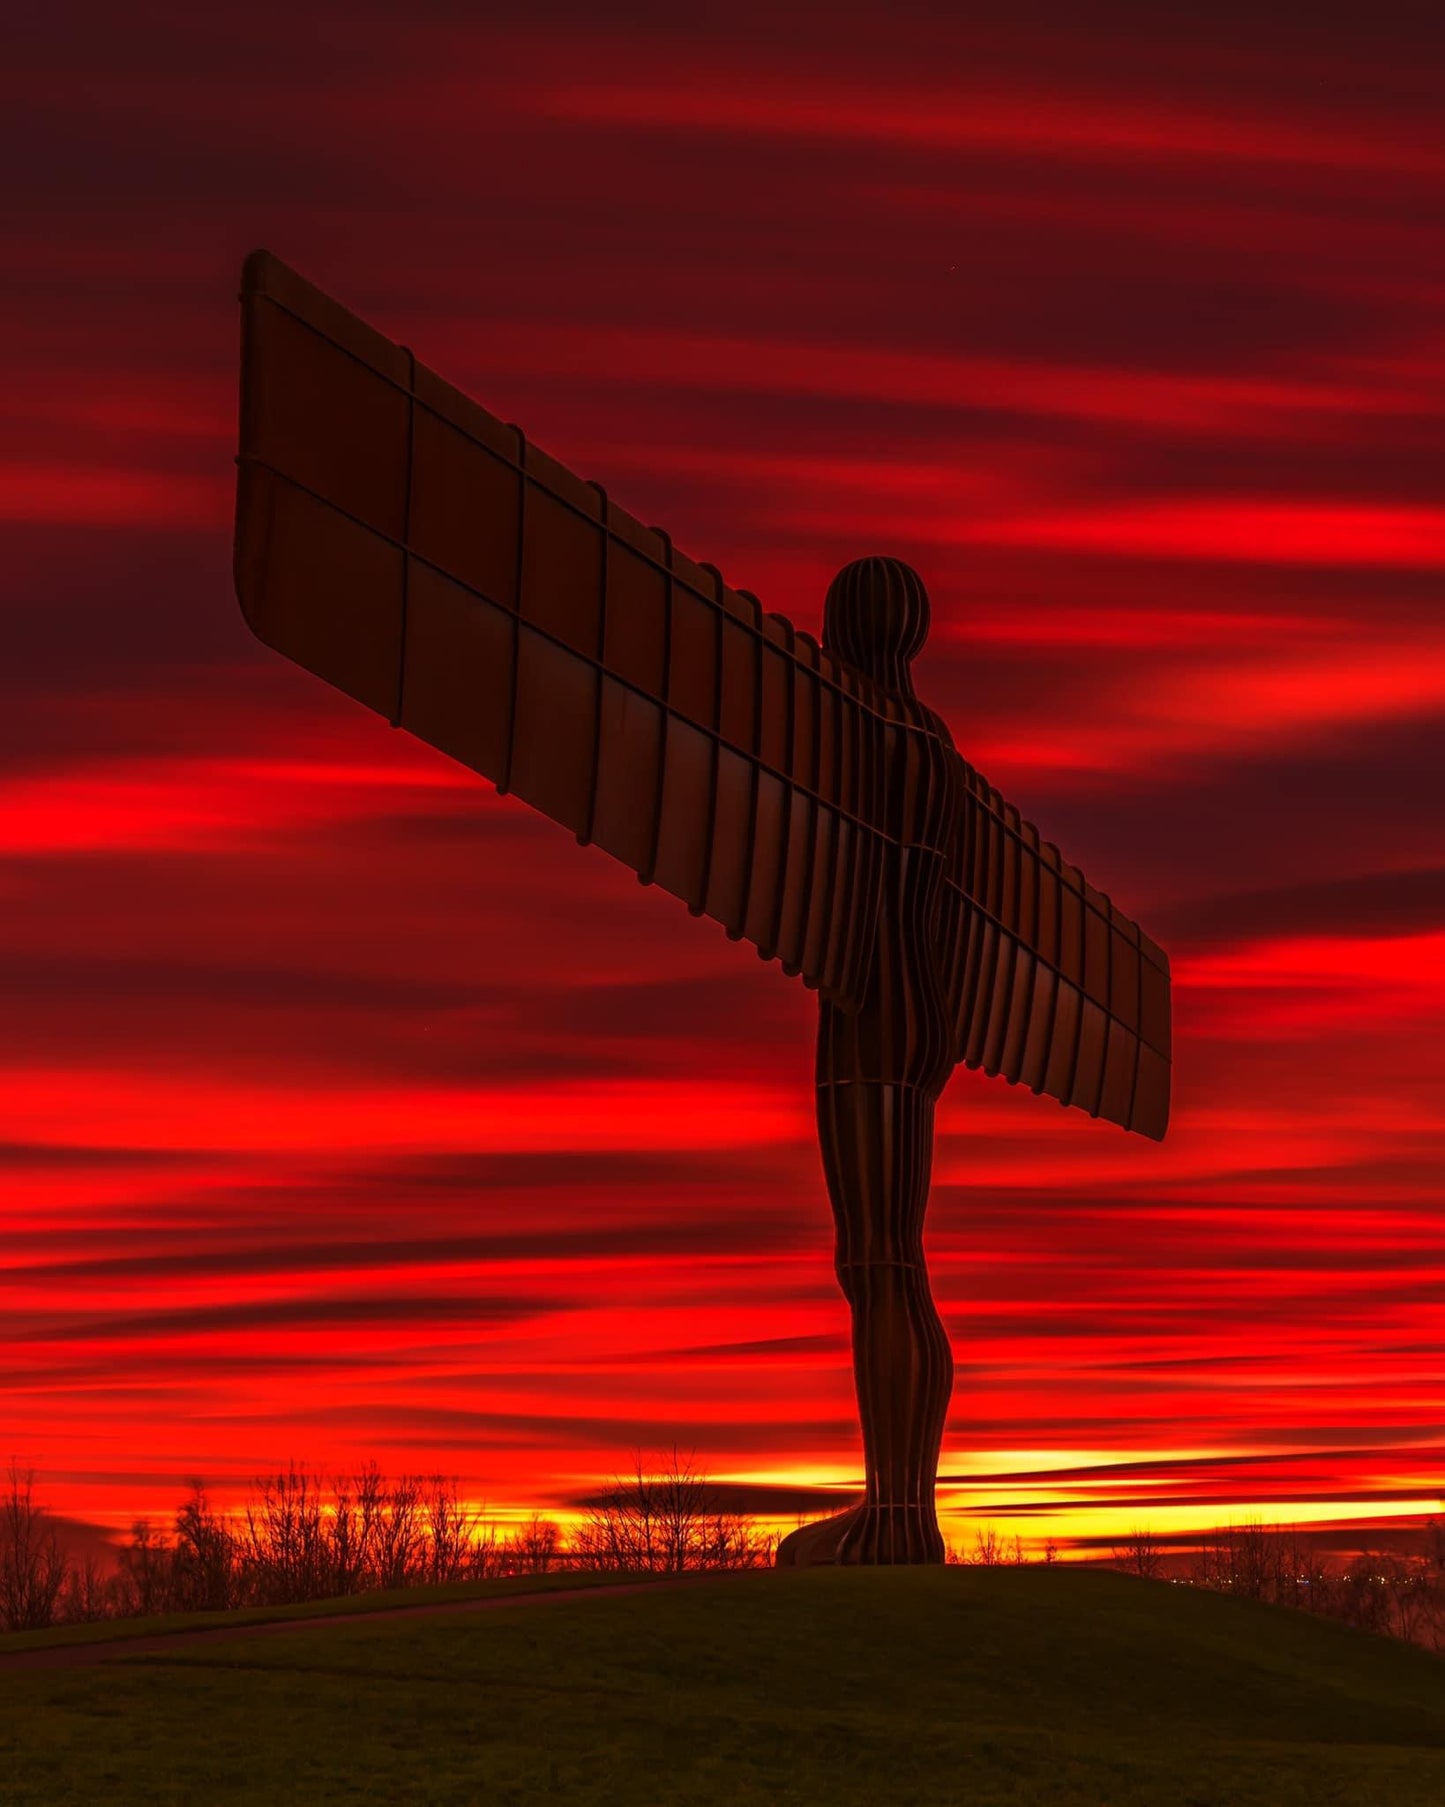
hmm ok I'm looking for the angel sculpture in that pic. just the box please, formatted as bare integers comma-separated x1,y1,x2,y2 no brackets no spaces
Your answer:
234,253,1171,1565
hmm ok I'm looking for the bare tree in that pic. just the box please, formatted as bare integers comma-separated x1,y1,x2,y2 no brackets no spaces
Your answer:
509,1513,561,1575
695,1512,775,1569
1190,1520,1277,1599
242,1465,334,1603
0,1462,68,1631
465,1517,503,1579
1268,1526,1326,1612
1180,1521,1445,1651
326,1467,378,1596
1335,1552,1395,1636
965,1525,1006,1567
116,1519,173,1619
59,1552,111,1624
1381,1554,1435,1645
174,1482,241,1612
373,1473,425,1589
571,1450,769,1573
1236,1519,1280,1600
1113,1526,1164,1580
422,1477,478,1583
950,1528,1046,1566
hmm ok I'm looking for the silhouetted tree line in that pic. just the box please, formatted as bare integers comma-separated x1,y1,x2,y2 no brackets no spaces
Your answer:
573,1451,773,1572
1,1463,68,1630
945,1526,1059,1566
1110,1518,1445,1650
11,1456,1439,1648
0,1453,773,1632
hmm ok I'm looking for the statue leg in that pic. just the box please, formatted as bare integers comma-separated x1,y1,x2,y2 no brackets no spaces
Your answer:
827,1077,952,1563
777,1072,952,1567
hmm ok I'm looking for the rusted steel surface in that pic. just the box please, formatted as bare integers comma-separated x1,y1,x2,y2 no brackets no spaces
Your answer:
234,252,1172,1565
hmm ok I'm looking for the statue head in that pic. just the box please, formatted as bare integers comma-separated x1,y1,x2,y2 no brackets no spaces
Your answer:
822,557,931,693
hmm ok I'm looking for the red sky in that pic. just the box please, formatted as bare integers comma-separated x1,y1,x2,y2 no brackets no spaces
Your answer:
5,3,1444,1554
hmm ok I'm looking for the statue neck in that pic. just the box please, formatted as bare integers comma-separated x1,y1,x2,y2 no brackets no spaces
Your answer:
823,635,918,697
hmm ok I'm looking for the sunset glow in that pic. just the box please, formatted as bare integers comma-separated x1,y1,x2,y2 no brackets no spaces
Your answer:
4,4,1443,1559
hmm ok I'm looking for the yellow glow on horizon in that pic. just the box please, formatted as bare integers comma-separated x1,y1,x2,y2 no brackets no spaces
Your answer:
940,1446,1256,1478
936,1496,1444,1553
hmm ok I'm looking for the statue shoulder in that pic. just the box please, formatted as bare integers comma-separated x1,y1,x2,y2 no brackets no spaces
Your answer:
919,703,956,751
898,698,958,766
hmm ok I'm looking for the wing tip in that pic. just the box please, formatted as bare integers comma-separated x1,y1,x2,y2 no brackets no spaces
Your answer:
1128,1058,1172,1141
240,246,285,300
232,459,273,649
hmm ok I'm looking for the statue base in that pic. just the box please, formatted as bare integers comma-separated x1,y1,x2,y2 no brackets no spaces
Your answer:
775,1501,946,1567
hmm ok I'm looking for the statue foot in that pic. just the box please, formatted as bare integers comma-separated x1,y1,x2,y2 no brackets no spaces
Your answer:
775,1502,945,1567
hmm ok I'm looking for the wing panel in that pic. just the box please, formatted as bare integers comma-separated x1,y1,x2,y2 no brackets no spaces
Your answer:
603,543,668,694
982,932,1017,1077
719,616,757,751
1019,964,1056,1091
1140,954,1171,1059
235,250,889,1008
812,672,845,990
409,409,518,609
1000,803,1021,934
706,745,754,934
774,789,817,977
652,717,713,909
521,480,603,658
1043,978,1083,1104
758,644,790,771
944,767,1172,1139
243,283,410,539
239,467,405,719
401,563,514,780
997,949,1035,1081
1059,877,1085,986
818,666,863,995
1036,848,1061,966
964,919,1001,1069
792,661,819,794
1110,925,1141,1032
957,916,982,1065
508,629,599,837
1132,1045,1171,1140
1099,1017,1139,1127
743,767,787,953
667,583,717,731
1070,997,1108,1114
802,807,840,981
1083,890,1110,1010
592,680,664,874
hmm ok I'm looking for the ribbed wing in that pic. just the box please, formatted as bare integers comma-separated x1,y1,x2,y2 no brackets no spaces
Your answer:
233,250,887,1008
937,761,1171,1139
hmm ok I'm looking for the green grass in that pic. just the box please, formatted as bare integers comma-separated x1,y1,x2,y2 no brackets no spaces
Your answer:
2,1567,1443,1806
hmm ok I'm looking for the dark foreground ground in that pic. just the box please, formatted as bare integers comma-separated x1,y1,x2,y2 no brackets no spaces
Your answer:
2,1566,1442,1806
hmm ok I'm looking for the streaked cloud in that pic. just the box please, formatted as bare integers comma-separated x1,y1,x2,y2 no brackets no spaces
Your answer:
533,70,1445,177
3,0,1443,1552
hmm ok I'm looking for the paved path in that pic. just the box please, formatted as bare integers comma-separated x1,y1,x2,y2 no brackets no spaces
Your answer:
0,1573,722,1671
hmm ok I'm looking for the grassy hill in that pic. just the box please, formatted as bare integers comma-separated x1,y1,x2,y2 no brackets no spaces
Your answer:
2,1566,1443,1805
